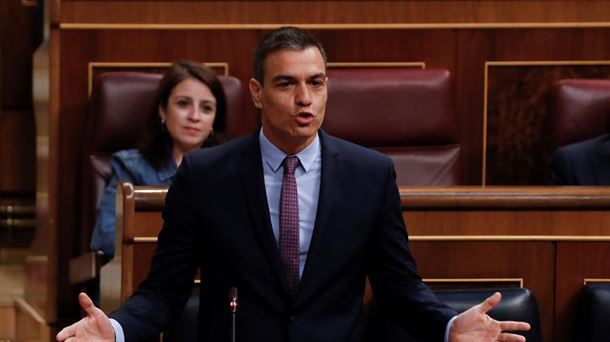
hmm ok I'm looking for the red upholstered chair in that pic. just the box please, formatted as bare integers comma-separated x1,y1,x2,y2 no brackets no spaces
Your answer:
323,68,461,186
547,78,610,153
70,71,244,284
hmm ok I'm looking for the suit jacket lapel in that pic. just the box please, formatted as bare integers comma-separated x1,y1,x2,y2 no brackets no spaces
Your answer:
238,132,291,294
299,131,339,292
594,137,610,185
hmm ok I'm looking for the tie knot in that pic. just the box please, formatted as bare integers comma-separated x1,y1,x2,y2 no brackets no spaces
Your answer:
283,156,299,175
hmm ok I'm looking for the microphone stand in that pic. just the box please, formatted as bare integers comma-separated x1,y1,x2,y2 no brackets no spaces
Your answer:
229,287,238,342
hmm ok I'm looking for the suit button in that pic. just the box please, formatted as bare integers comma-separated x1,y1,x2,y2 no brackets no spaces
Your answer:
290,316,298,325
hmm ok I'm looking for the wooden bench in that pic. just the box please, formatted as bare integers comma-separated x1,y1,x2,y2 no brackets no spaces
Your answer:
102,182,610,342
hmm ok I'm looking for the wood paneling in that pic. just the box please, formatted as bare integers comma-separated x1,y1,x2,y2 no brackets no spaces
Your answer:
0,1,39,232
456,28,610,184
14,298,52,342
0,0,42,108
0,300,16,341
555,242,610,341
410,241,554,341
400,187,610,342
58,1,610,25
0,110,36,192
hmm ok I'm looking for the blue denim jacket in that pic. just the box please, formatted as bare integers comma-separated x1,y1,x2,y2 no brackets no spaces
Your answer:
90,149,176,259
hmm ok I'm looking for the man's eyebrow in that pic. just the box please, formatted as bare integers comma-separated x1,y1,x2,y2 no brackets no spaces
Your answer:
308,73,326,80
271,75,296,83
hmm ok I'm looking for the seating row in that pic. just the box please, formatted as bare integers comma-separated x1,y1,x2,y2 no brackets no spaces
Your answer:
78,69,610,280
72,67,464,285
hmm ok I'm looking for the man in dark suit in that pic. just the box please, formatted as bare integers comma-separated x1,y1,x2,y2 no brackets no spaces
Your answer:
58,27,529,342
550,134,610,185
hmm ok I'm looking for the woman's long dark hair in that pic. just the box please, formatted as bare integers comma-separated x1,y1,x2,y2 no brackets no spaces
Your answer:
139,60,227,169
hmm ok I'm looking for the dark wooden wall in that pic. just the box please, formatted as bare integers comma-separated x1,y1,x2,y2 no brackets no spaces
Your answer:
0,1,41,246
20,0,610,336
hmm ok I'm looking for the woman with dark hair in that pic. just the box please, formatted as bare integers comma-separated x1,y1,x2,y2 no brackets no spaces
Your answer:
90,60,227,260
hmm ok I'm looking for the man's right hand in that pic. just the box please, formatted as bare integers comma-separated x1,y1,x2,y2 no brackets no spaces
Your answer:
56,292,115,341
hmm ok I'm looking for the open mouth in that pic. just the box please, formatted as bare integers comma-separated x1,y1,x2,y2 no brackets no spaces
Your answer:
294,112,315,125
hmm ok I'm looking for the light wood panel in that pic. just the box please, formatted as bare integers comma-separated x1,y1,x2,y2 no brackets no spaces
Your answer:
14,298,52,342
0,300,16,341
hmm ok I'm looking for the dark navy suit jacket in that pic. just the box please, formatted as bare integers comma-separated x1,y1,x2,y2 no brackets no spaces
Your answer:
550,134,610,185
110,130,456,341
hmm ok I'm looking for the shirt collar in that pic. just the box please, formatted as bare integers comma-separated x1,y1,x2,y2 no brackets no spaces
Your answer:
259,128,320,173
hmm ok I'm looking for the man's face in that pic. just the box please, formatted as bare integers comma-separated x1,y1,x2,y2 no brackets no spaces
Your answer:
249,47,327,154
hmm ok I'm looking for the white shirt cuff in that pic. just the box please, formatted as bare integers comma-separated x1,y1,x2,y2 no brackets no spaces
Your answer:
110,318,125,342
445,315,458,342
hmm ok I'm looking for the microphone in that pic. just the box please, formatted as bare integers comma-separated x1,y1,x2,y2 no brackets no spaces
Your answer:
229,287,238,342
229,286,238,312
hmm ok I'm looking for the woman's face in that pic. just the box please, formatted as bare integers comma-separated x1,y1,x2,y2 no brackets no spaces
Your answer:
160,78,217,154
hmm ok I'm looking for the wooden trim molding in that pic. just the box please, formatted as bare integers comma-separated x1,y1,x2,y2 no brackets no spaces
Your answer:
411,235,610,242
399,186,610,208
59,22,610,30
328,62,426,69
424,278,524,288
583,278,610,286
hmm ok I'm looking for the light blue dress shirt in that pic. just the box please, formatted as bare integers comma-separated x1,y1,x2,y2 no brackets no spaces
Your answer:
111,129,454,341
259,129,321,277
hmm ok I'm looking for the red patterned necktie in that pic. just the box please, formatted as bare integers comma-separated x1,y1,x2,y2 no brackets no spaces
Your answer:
280,156,300,298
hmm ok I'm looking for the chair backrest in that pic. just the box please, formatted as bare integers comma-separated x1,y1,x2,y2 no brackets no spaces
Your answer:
436,288,542,342
78,71,243,254
323,68,461,186
366,287,542,342
576,282,610,342
547,78,610,153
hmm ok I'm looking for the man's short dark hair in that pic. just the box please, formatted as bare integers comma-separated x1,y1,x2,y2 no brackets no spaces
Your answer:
253,26,328,84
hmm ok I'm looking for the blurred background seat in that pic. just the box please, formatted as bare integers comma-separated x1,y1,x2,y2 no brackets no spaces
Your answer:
324,68,461,186
576,282,610,342
366,287,542,342
547,78,610,154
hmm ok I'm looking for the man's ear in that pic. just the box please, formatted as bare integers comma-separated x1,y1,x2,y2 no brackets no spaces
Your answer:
249,78,263,109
